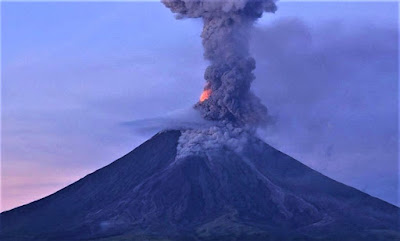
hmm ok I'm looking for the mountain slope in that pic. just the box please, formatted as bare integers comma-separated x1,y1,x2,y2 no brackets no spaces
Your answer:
1,130,399,241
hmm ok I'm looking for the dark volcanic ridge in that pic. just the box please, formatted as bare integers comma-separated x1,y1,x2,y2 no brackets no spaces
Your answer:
1,129,399,241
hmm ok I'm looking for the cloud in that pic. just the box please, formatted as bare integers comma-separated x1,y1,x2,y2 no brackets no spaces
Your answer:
251,18,398,205
122,107,214,135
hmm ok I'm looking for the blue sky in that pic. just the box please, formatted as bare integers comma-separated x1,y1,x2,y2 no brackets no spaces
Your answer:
1,1,398,211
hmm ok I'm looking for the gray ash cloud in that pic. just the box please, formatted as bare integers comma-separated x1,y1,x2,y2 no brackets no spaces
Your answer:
162,0,277,126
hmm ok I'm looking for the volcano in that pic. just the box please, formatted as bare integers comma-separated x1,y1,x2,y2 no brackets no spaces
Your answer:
1,129,399,241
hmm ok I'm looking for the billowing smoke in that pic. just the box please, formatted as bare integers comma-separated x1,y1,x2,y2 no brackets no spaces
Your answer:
162,0,277,126
176,124,252,158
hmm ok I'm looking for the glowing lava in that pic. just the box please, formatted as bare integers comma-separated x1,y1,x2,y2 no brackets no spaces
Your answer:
200,89,212,102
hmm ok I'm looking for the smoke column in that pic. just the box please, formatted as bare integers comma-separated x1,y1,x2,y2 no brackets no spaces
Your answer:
162,0,277,126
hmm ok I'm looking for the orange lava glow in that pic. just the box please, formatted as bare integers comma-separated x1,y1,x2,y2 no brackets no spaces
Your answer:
200,89,212,102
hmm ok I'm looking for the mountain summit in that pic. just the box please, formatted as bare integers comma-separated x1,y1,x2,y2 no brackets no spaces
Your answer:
1,130,399,241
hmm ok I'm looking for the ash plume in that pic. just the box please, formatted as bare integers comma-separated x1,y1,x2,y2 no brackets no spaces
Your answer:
162,0,277,126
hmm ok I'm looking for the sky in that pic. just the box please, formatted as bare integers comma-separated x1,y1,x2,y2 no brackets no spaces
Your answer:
1,1,398,211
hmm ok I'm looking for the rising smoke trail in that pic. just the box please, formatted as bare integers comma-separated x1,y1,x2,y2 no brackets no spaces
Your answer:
162,0,277,127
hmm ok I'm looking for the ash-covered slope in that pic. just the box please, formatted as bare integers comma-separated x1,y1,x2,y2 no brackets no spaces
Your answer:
1,130,399,241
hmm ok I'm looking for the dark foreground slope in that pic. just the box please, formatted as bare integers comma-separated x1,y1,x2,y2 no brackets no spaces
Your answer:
1,130,399,241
